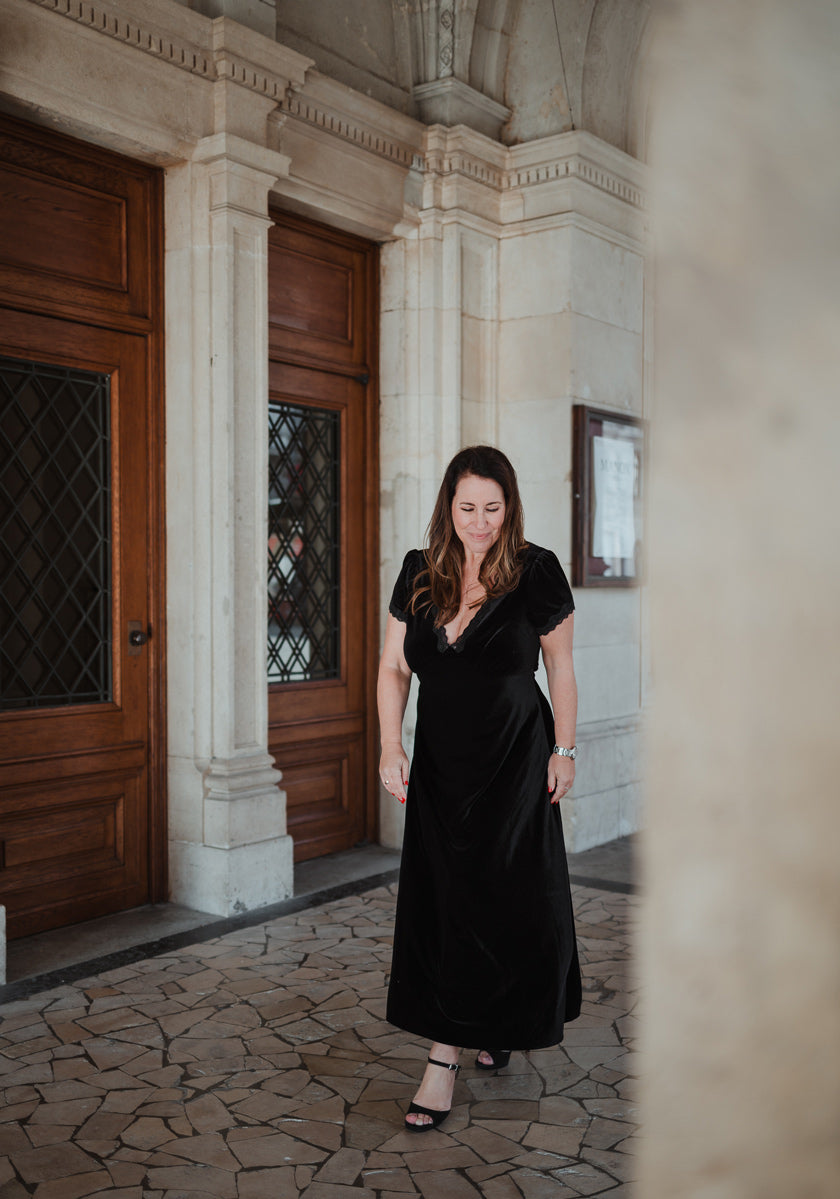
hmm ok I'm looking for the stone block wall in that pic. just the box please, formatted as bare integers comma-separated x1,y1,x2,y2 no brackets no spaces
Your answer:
379,127,647,852
497,216,645,850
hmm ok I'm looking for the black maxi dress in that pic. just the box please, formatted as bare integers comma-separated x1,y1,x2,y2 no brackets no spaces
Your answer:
386,543,582,1050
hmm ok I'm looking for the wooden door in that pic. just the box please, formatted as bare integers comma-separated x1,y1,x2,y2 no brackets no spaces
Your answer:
0,117,164,938
267,212,378,862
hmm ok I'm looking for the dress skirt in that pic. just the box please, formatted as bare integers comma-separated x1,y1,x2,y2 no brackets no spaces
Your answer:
385,545,582,1050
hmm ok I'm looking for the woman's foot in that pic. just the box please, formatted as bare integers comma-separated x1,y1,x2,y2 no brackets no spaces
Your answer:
475,1049,512,1070
405,1043,460,1129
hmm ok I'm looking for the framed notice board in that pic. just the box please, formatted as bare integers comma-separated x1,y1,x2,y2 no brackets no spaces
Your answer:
572,405,646,587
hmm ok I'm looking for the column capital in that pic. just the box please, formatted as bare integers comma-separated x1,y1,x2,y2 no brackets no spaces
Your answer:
191,132,291,193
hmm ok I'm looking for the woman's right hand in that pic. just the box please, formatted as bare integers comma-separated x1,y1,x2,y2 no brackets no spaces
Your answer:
379,745,409,804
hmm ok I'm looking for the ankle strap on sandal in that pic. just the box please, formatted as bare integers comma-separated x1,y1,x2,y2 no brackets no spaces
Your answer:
427,1056,460,1073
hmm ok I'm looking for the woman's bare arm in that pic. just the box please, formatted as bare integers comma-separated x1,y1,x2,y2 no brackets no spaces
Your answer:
540,614,578,803
377,613,413,803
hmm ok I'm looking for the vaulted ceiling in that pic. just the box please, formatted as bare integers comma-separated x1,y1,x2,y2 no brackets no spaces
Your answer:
274,0,652,155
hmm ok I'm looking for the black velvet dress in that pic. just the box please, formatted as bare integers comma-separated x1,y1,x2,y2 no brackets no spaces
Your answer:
386,543,582,1050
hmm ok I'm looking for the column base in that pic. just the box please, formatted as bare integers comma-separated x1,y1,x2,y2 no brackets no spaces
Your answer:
169,835,294,917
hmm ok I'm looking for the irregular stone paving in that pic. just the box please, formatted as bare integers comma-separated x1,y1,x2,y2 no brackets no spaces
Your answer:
0,882,638,1198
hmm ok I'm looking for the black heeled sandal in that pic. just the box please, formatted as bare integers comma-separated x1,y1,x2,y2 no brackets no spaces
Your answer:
405,1055,460,1132
475,1049,512,1071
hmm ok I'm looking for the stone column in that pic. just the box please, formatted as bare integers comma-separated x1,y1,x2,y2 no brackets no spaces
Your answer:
641,0,840,1193
166,129,297,915
378,217,465,851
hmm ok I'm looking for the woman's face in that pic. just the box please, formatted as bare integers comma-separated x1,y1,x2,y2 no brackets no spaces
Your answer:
451,473,506,557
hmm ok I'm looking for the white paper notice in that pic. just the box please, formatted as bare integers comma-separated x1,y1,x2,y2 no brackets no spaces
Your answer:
592,435,636,559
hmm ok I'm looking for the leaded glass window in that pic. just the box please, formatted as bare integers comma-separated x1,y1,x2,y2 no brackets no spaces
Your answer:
0,355,112,710
268,400,340,684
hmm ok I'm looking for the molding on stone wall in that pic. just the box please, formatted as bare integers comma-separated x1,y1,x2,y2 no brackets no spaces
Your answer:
23,0,310,95
508,130,647,208
20,0,647,214
413,77,511,141
506,153,645,209
25,0,213,78
280,90,424,171
422,126,647,210
424,146,507,191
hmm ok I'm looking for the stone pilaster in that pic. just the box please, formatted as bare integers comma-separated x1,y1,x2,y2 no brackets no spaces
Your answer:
165,111,298,916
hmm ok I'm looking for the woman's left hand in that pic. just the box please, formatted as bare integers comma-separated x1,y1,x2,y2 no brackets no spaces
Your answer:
547,755,575,804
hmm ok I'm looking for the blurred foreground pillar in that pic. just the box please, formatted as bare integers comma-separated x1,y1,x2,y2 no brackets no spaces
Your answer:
641,1,840,1195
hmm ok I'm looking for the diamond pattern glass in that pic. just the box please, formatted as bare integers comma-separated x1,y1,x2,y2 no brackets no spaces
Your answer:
268,400,340,684
0,355,112,710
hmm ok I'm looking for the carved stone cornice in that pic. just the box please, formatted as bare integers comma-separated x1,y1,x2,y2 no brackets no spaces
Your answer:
23,0,310,95
423,126,508,190
413,77,511,142
280,89,424,171
423,146,507,190
505,153,645,208
19,0,646,215
506,131,647,209
25,0,212,76
421,126,647,211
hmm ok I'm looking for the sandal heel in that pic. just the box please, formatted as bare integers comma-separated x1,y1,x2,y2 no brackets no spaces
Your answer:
404,1056,460,1132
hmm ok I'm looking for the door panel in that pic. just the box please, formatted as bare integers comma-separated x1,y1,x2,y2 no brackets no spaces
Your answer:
268,224,368,373
267,213,378,863
0,115,164,939
0,314,153,936
0,120,157,325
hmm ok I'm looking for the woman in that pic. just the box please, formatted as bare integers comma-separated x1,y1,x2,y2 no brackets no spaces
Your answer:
378,445,581,1132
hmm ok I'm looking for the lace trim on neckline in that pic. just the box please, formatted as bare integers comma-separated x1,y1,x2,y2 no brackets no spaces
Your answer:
435,593,506,654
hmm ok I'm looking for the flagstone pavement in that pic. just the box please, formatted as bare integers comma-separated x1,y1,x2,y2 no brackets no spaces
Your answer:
0,878,638,1199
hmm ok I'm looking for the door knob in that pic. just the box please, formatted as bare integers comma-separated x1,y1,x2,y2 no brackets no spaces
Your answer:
127,621,149,655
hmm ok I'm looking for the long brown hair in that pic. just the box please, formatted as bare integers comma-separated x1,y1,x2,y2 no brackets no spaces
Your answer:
409,446,527,627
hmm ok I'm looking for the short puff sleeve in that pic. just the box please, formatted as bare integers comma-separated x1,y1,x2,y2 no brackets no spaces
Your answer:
526,547,575,636
389,549,425,623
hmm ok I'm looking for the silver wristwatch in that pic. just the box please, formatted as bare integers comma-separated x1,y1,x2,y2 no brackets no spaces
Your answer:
553,745,577,760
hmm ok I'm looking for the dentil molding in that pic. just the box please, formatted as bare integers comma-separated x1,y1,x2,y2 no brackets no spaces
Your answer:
424,128,646,210
280,89,424,172
23,0,310,96
26,0,212,78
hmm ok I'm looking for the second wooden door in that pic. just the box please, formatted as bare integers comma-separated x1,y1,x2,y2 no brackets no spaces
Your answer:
267,213,379,862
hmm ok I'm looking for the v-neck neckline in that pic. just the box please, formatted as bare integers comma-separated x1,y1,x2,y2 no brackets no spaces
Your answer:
434,592,506,654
